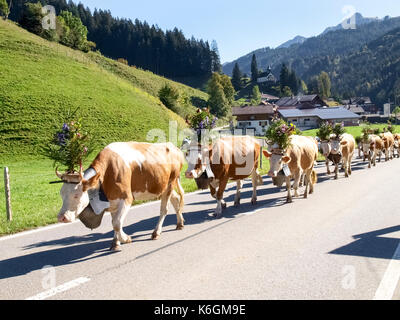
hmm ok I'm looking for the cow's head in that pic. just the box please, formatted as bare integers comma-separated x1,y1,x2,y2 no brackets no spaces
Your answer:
55,168,100,223
330,138,343,155
184,144,210,179
320,140,331,158
263,149,291,178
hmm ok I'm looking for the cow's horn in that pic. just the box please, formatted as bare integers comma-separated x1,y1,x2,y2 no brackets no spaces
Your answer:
55,167,64,180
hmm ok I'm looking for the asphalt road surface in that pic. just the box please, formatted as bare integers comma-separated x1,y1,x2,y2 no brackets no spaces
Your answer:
1,157,400,300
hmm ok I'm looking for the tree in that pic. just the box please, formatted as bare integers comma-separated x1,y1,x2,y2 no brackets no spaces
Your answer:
393,106,400,125
279,64,290,93
207,73,230,118
231,63,243,91
300,80,308,94
19,2,44,36
251,85,261,105
281,86,293,97
0,0,9,19
158,83,180,113
219,74,235,105
211,40,222,73
251,54,259,83
318,71,331,98
58,10,89,51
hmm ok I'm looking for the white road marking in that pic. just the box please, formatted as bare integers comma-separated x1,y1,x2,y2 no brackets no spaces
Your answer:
373,241,400,300
25,277,90,300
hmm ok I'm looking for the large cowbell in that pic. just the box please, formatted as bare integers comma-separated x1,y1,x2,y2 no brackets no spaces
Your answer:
78,168,110,230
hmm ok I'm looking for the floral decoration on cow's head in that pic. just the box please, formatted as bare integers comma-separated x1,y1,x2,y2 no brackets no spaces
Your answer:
360,123,373,142
186,108,218,142
44,109,95,174
265,119,297,150
332,123,345,139
316,121,333,141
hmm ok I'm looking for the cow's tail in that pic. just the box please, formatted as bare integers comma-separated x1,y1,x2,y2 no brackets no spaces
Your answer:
311,170,318,185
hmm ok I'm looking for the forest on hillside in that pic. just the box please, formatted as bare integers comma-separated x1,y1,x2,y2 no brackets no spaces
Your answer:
8,0,221,78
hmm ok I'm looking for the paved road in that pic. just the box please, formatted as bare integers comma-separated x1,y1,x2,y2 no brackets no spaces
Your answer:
1,157,400,300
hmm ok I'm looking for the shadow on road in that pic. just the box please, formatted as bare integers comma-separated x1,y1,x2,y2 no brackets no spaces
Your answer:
329,225,400,260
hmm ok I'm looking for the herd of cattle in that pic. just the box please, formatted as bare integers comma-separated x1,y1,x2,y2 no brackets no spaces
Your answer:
54,131,400,251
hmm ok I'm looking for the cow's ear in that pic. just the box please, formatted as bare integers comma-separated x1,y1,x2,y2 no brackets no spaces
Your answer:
340,141,348,146
82,173,101,192
282,155,291,163
263,150,272,158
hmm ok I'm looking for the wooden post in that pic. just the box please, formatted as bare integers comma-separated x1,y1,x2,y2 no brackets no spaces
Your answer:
4,167,12,221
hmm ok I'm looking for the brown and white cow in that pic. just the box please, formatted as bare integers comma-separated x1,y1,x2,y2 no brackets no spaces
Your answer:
394,134,400,158
263,135,318,203
56,142,185,251
184,136,261,218
362,134,384,168
381,132,395,161
328,133,355,179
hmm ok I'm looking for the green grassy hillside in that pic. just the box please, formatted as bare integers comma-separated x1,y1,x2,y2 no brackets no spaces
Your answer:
0,19,208,158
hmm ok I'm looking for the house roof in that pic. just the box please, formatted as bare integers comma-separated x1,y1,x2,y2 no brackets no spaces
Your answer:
261,93,279,100
232,105,275,116
345,105,365,114
275,94,324,107
278,107,361,120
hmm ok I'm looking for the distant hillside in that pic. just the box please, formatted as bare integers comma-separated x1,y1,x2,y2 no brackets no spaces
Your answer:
305,27,400,105
322,12,380,34
277,36,306,49
0,19,208,158
223,14,400,79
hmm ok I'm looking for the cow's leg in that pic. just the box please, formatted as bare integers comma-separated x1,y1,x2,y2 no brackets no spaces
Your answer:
234,180,241,207
170,190,184,230
303,170,311,198
152,188,173,240
292,171,301,198
344,157,349,178
256,169,263,186
348,153,353,175
286,176,293,203
214,178,229,218
251,170,258,205
325,159,331,174
110,199,132,252
334,163,339,180
210,185,227,209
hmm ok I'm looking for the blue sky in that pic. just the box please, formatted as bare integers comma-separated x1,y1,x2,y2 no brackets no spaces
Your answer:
78,0,400,63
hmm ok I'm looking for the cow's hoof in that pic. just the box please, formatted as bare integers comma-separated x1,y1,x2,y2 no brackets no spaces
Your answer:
251,199,257,205
234,201,240,208
286,197,293,203
222,202,227,209
123,236,132,244
176,223,184,230
110,240,122,252
151,231,160,240
213,212,223,219
334,175,338,180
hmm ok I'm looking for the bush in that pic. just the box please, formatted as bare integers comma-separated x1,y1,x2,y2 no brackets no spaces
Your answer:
158,84,180,113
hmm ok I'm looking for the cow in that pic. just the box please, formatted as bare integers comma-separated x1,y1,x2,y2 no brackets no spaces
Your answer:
320,134,342,178
55,142,185,252
263,135,318,203
184,136,261,218
381,132,395,161
362,134,384,168
329,133,355,179
394,134,400,158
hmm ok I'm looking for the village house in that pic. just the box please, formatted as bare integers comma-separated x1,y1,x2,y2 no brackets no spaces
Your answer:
278,107,361,130
275,94,326,109
342,97,378,114
232,104,276,136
